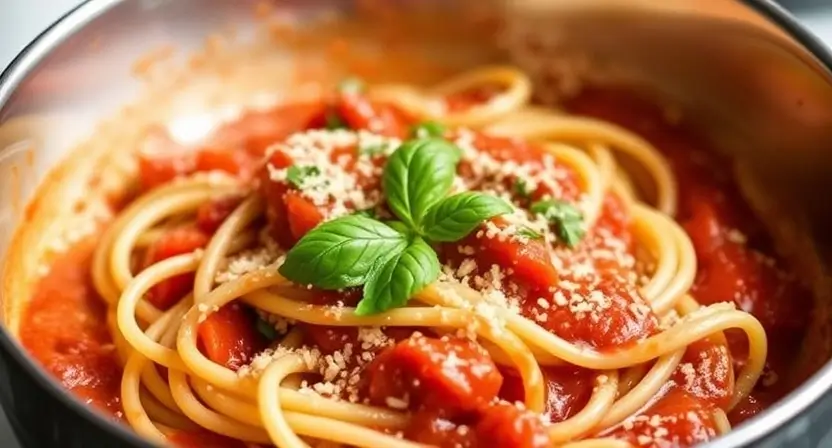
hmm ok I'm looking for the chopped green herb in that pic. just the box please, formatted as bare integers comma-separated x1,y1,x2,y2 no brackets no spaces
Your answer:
359,143,388,157
286,165,321,189
410,121,446,139
517,227,543,240
338,77,365,95
279,138,511,316
513,178,531,199
325,112,347,130
256,318,278,341
530,199,585,247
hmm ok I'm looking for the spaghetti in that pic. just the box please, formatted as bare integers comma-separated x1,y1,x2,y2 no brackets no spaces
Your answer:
27,67,777,447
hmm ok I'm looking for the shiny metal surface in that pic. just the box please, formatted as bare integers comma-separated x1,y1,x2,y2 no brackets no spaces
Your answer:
1,0,832,446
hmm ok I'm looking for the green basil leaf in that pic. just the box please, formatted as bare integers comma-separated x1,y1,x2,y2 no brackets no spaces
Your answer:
279,215,408,289
256,318,278,340
286,165,321,189
530,199,585,247
383,138,461,228
352,208,378,219
385,221,411,236
355,236,440,315
410,121,446,139
422,192,512,242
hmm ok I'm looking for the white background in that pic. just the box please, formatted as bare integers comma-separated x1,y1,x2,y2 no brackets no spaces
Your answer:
2,0,85,70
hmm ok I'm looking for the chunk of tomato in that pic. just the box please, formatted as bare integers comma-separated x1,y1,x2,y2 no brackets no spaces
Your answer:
671,337,734,409
366,335,502,416
475,403,552,448
336,94,411,138
197,303,267,371
405,411,477,448
259,150,295,248
284,191,324,241
143,227,209,310
195,145,259,179
212,101,327,155
196,195,246,234
138,152,196,192
303,325,359,355
498,366,594,423
259,149,327,247
693,241,808,333
681,189,726,261
607,389,718,447
470,218,559,292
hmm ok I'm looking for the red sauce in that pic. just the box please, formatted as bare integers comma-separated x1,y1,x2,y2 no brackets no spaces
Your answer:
606,389,719,446
366,334,503,416
196,195,246,234
368,334,551,447
20,239,123,420
499,366,595,423
444,84,504,113
166,430,249,448
137,102,328,192
143,226,210,310
196,303,268,371
565,88,812,424
670,337,734,410
17,87,812,447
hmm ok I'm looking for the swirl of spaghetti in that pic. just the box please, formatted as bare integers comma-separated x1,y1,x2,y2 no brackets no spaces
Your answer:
88,66,771,447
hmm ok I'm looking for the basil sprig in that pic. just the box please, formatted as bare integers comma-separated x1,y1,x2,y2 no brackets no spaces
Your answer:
278,136,510,315
358,237,440,315
383,138,461,229
422,191,512,242
279,215,408,289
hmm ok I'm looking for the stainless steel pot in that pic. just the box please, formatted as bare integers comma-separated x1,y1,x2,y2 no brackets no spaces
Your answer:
1,1,832,447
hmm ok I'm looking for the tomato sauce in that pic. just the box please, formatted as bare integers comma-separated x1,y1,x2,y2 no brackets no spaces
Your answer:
19,239,124,421
499,366,595,423
565,88,812,424
607,388,719,447
16,86,813,448
368,334,551,448
166,430,250,448
443,84,504,113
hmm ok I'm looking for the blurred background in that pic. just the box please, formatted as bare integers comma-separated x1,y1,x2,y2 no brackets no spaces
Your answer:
3,1,832,70
1,0,832,446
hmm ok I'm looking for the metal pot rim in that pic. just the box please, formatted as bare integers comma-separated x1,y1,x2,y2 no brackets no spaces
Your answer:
1,1,831,447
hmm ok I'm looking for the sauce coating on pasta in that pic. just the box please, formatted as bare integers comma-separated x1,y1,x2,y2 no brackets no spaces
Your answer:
16,70,804,447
